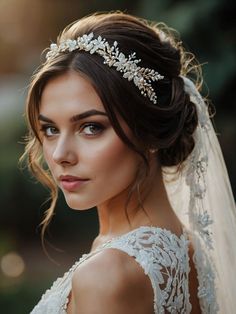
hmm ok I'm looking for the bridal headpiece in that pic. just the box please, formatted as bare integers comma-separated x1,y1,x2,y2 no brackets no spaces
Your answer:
46,32,164,104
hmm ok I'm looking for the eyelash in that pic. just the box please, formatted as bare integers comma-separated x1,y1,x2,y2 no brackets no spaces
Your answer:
80,122,105,136
39,122,105,138
40,125,58,137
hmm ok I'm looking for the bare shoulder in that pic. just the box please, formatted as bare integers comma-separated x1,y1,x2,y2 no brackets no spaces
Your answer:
71,248,154,314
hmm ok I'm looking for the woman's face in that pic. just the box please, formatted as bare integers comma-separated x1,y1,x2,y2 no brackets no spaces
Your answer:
39,71,141,210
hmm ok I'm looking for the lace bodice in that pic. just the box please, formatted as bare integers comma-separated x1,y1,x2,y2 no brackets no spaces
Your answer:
30,226,192,313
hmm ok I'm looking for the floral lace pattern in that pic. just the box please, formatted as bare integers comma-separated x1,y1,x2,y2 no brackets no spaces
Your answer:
183,77,219,313
30,226,192,314
106,226,192,314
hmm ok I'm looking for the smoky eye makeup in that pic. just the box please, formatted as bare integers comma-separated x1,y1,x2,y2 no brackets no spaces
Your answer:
38,112,111,138
78,122,106,136
38,120,109,138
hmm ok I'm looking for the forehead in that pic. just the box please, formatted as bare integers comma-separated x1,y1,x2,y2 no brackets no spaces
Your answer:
40,71,105,115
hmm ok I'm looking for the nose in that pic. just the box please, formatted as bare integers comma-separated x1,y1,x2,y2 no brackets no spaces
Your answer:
52,135,78,166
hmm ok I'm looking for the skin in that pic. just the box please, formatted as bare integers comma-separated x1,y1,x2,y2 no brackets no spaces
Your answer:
39,71,200,313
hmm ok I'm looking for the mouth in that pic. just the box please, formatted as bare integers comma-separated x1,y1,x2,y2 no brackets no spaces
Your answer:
59,175,90,191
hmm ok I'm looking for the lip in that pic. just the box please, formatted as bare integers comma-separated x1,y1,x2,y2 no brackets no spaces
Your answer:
59,175,89,192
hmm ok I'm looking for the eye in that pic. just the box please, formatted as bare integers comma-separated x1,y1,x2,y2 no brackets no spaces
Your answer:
40,125,59,137
80,123,104,136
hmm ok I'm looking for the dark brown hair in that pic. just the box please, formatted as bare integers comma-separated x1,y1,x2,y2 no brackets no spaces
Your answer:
23,12,200,239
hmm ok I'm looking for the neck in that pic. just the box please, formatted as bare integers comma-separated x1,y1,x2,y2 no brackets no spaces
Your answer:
96,159,174,239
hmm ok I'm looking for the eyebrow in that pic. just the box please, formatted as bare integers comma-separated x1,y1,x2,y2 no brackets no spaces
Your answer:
38,109,108,123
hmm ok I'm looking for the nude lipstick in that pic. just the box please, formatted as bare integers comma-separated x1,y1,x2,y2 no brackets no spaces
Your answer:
59,175,89,191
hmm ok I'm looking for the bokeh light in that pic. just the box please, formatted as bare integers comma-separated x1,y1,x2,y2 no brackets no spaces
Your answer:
1,252,25,278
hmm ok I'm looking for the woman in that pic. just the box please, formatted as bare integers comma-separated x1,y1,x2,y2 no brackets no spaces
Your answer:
23,12,236,313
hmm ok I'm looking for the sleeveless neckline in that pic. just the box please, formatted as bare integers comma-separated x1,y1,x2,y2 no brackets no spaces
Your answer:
67,225,189,276
63,225,189,311
92,225,188,252
30,224,191,314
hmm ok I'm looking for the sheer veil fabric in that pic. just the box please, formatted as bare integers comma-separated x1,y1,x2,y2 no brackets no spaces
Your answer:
164,76,236,313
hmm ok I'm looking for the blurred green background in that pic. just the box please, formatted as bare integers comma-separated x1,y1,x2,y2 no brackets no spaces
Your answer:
0,0,235,313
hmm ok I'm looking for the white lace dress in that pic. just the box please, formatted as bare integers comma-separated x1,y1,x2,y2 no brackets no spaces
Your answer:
30,226,192,313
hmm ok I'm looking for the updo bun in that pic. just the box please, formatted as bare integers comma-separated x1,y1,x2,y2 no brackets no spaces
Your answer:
158,76,198,167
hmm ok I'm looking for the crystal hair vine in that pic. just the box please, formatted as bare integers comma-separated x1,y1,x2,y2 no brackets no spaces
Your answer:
46,32,164,104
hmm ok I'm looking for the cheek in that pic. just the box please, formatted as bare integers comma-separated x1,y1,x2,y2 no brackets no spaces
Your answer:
85,134,141,190
42,142,54,171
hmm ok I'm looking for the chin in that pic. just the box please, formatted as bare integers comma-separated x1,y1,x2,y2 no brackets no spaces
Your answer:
63,194,96,211
68,204,92,211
